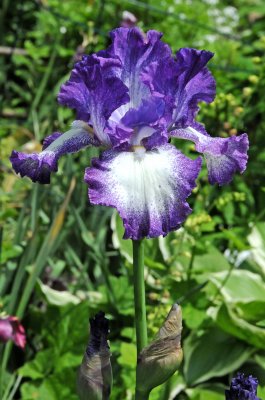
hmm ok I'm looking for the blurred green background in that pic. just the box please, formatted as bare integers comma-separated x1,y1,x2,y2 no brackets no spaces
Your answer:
1,0,265,399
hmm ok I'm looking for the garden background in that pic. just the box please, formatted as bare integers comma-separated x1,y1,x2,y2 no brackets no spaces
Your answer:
1,0,265,399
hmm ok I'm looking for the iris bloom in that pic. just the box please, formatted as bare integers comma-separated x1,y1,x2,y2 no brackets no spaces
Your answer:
225,372,260,400
0,315,26,348
10,28,248,240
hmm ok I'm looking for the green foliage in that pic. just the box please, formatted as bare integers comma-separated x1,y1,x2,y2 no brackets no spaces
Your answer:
1,0,265,399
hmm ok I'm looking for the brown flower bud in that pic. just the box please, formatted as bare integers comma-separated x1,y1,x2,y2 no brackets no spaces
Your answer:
77,312,112,400
136,304,183,397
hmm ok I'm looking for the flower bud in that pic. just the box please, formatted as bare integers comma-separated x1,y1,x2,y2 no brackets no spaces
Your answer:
136,304,183,396
0,315,26,348
77,312,112,400
225,372,260,400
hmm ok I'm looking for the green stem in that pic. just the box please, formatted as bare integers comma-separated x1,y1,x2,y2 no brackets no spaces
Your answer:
133,239,148,400
135,390,150,400
132,239,147,355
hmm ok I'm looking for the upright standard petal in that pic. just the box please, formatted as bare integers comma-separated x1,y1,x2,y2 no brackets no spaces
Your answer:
58,54,129,145
172,125,249,185
120,96,168,149
107,28,172,107
107,96,168,150
85,144,202,240
10,121,96,184
142,48,216,129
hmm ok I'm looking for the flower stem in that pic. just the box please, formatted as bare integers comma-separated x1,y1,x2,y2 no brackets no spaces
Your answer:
135,390,150,400
132,239,148,355
133,239,149,399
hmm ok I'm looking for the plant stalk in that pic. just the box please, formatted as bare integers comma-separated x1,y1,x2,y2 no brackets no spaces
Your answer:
132,239,147,355
135,390,150,400
133,240,148,399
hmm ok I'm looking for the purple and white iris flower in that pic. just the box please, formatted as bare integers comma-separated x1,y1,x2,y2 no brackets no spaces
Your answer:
10,28,249,240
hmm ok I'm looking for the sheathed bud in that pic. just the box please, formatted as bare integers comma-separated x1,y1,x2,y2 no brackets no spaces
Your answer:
77,312,112,400
136,304,183,396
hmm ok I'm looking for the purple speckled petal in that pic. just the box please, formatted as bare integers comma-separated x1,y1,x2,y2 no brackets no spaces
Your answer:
42,132,62,149
142,48,215,128
172,126,249,185
58,54,129,145
107,28,172,107
85,144,202,240
10,151,58,184
10,121,96,184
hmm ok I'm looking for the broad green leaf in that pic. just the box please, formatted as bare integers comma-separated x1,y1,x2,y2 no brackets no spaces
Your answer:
215,303,265,349
183,303,207,330
193,247,231,274
186,384,225,400
19,349,55,380
236,301,265,322
210,270,265,303
248,222,265,272
38,280,80,306
55,352,81,372
184,328,252,385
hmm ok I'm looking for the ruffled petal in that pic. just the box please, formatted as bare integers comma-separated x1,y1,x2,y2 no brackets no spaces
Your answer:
85,144,202,240
172,126,249,185
142,48,216,128
58,54,129,145
107,28,171,107
10,121,96,184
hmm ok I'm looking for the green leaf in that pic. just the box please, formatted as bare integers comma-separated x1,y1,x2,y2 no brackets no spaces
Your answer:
184,328,252,385
258,386,265,400
118,342,137,368
145,256,166,271
215,303,265,350
21,369,78,400
183,303,207,330
99,276,134,316
193,246,231,274
19,349,55,380
37,280,80,306
248,222,265,272
187,384,226,400
111,210,133,263
210,270,265,304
